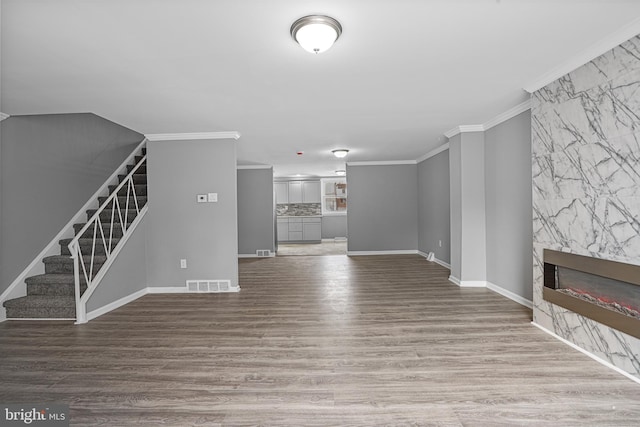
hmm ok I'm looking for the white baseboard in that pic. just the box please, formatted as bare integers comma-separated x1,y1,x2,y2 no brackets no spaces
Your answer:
347,250,418,256
486,281,533,309
448,276,485,287
147,286,190,293
85,287,148,322
417,251,451,269
459,280,488,288
531,322,640,385
238,253,275,258
434,258,451,269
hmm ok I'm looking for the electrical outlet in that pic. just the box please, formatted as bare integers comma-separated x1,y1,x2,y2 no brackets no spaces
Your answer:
439,240,442,247
180,259,187,269
197,194,207,203
207,192,218,202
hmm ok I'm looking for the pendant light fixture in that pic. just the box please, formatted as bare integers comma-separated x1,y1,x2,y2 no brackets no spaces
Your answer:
291,15,342,54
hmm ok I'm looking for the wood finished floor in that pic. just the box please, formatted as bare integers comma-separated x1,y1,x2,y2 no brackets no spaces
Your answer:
1,255,639,426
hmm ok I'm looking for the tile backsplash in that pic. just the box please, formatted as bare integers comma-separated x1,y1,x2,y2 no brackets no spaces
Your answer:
277,203,321,216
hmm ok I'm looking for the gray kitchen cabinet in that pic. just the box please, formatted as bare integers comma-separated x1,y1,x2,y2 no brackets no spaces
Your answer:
303,218,322,241
275,182,288,204
288,181,303,203
288,231,303,240
277,219,289,241
288,218,303,241
302,181,321,203
277,217,322,242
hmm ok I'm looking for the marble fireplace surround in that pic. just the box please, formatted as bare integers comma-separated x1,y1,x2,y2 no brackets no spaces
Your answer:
531,34,640,382
542,249,640,340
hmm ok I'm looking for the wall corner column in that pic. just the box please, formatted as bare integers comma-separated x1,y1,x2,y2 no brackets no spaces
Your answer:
449,130,487,285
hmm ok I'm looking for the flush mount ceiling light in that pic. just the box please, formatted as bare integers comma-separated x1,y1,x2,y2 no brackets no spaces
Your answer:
335,170,346,176
332,149,349,158
291,15,342,54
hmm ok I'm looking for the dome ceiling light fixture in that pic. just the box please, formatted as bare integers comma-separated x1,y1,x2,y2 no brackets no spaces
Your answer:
335,170,346,176
332,149,349,158
291,15,342,54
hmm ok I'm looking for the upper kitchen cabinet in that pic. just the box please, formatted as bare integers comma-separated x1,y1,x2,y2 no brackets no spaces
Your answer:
288,181,303,203
302,181,321,203
284,181,321,204
275,182,288,204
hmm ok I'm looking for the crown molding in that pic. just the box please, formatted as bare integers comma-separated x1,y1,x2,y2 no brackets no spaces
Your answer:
523,16,640,93
347,160,417,166
459,125,485,133
442,98,532,141
237,164,272,170
0,112,10,121
483,99,531,131
145,131,241,141
416,143,449,164
444,124,484,138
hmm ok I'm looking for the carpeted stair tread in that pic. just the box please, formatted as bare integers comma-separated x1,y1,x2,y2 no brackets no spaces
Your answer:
98,195,148,205
26,273,77,285
43,254,107,264
127,164,146,173
4,296,76,318
86,208,141,217
60,237,121,246
108,184,147,195
59,237,121,255
43,254,106,274
73,222,129,236
4,295,75,308
118,173,147,184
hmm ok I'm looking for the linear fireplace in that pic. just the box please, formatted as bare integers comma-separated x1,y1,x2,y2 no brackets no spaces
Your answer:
543,249,640,340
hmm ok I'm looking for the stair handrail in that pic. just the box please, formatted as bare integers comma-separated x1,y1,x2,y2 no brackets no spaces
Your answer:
68,144,148,323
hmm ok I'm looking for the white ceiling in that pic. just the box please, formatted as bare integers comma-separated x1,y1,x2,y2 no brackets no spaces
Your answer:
3,0,640,177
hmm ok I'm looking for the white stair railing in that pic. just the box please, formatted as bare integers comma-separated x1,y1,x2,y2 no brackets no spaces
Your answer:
69,146,148,323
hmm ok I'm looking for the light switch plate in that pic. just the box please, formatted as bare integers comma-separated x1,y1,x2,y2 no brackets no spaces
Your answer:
207,193,218,202
197,194,207,203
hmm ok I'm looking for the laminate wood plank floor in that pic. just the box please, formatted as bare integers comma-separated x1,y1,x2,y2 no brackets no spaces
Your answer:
1,255,639,426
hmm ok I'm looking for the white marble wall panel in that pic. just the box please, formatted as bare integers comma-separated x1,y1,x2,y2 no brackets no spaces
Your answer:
532,35,640,381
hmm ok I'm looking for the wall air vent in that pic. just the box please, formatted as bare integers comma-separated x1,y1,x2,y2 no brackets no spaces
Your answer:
256,250,272,257
185,280,239,293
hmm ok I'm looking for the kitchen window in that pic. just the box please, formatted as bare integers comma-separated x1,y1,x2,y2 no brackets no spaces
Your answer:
321,178,347,215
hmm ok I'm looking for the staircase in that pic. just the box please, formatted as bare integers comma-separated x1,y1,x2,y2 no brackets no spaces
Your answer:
3,151,148,319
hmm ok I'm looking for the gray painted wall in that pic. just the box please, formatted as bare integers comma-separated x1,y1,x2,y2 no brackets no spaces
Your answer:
484,111,533,301
86,216,148,312
321,215,347,239
146,139,238,287
346,164,418,252
237,168,275,255
449,135,462,279
418,149,450,263
0,113,143,294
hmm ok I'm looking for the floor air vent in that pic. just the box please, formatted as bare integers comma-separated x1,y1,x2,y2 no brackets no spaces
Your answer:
256,250,272,257
185,280,239,293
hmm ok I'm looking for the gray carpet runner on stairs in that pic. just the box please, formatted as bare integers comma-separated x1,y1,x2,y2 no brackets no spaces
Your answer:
3,152,147,319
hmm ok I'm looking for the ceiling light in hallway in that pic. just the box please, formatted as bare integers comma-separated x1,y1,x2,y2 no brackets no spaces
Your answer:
332,149,349,158
291,15,342,54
